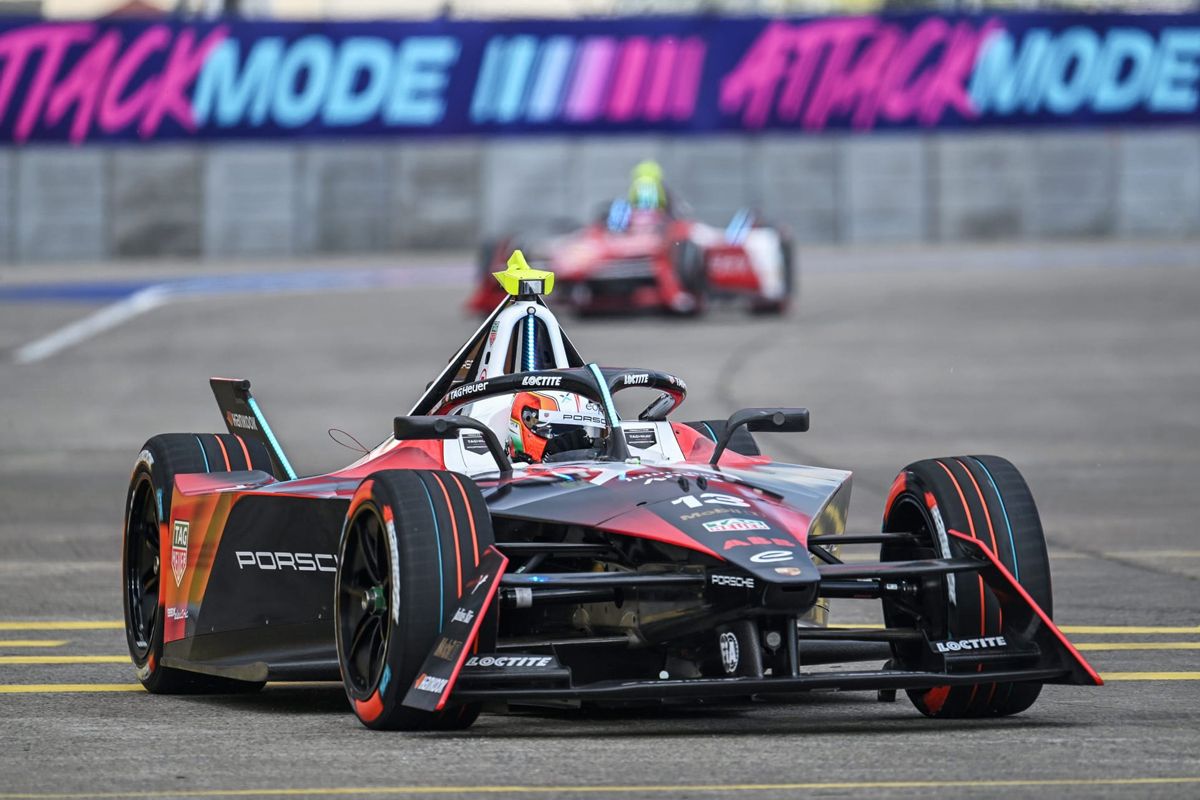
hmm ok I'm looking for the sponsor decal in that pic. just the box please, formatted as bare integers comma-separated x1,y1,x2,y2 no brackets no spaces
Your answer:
166,605,189,621
235,551,338,572
719,631,740,674
521,375,562,387
703,517,770,533
625,427,658,449
710,573,755,589
225,410,258,431
671,492,749,509
927,499,957,606
461,433,491,455
749,549,795,563
413,673,449,693
722,536,795,550
451,608,475,624
541,410,606,426
934,636,1008,653
774,566,804,576
446,381,488,402
622,373,650,386
465,572,491,595
680,507,759,521
171,520,189,586
465,655,555,668
433,638,463,661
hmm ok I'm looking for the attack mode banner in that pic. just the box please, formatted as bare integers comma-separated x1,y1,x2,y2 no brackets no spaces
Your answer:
0,13,1196,144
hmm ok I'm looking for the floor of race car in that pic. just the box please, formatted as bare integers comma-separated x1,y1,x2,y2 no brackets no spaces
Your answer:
1,240,1198,799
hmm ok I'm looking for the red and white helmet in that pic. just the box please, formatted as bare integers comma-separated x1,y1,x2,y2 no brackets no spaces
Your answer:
508,391,606,462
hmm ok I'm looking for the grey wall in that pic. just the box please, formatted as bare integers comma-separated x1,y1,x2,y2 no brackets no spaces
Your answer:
2,128,1197,264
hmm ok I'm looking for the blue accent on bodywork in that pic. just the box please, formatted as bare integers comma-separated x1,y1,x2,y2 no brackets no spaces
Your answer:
524,314,537,371
194,436,210,472
700,422,718,442
247,396,297,480
416,476,446,633
969,456,1019,581
586,363,621,428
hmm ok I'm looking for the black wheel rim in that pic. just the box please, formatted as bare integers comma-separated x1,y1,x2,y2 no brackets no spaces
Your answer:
882,495,949,664
337,506,393,699
125,474,160,658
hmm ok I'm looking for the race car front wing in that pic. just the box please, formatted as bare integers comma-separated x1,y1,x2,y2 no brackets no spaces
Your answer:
403,530,1100,711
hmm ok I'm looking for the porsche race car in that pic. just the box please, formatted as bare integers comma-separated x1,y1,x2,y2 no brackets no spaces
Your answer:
468,204,795,317
123,253,1099,731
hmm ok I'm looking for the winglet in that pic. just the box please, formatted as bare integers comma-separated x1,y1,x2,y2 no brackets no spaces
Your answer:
494,250,555,297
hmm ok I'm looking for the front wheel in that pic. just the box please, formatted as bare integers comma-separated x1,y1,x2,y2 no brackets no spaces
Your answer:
336,469,496,731
881,455,1052,718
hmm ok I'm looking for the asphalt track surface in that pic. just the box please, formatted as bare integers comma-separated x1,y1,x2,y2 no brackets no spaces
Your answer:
1,240,1198,799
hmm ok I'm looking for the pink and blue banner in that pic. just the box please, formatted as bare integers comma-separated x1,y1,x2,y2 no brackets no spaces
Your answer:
0,12,1197,144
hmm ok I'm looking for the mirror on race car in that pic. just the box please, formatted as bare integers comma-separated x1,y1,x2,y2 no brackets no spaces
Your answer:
711,407,810,464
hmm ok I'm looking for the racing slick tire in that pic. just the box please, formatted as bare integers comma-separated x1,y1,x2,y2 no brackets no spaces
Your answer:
336,469,496,731
682,420,761,457
881,455,1052,718
750,237,795,316
122,433,275,694
672,239,707,316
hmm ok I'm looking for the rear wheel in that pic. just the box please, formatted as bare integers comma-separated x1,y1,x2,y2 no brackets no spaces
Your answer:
122,433,273,693
336,470,496,731
881,455,1052,718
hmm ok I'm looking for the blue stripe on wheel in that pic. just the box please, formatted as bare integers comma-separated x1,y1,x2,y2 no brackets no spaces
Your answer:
415,476,446,633
970,456,1018,582
193,436,210,472
701,422,718,442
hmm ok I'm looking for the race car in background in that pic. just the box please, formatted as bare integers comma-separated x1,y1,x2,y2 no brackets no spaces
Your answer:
468,163,795,317
124,253,1099,732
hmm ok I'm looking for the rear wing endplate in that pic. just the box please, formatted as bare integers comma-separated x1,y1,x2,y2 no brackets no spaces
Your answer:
209,377,297,481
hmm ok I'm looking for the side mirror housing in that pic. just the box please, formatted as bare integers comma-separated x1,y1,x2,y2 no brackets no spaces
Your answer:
711,407,809,465
394,416,512,475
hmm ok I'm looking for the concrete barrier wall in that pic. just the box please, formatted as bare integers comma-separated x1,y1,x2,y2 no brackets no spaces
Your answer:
2,128,1197,265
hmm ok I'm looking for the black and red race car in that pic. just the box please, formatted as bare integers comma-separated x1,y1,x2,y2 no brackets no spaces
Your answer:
123,255,1099,731
467,204,795,317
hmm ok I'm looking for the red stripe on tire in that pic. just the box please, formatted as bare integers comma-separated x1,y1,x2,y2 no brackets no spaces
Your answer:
450,473,480,567
431,473,463,598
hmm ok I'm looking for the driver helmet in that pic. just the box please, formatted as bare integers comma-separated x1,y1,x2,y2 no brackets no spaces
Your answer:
628,159,667,211
509,391,606,462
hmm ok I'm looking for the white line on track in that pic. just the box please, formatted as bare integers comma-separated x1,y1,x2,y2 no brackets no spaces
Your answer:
14,286,168,364
12,265,473,364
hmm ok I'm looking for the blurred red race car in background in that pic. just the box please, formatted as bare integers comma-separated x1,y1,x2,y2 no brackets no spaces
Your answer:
467,203,795,317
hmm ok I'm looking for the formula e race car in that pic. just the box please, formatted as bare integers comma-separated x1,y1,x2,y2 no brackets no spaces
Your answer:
467,204,794,317
123,252,1099,731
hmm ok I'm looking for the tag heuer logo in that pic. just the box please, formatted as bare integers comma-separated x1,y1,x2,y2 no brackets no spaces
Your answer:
171,520,189,587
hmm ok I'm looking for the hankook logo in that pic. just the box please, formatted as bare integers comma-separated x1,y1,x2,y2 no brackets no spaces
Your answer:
225,411,258,431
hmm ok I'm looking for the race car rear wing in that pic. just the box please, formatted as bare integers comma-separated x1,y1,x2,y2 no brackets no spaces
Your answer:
209,377,297,480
